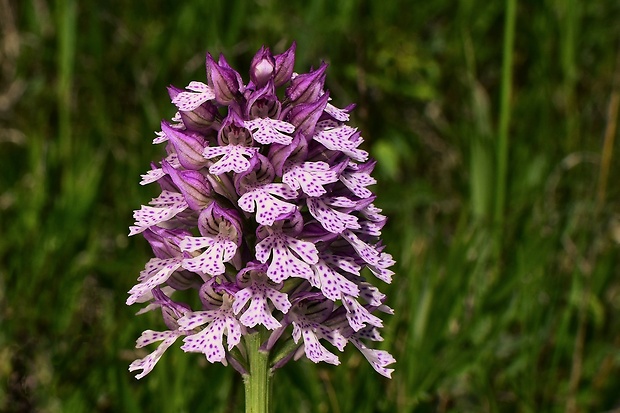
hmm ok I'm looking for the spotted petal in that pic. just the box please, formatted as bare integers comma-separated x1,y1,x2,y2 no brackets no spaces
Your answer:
292,320,340,365
350,336,395,378
307,197,360,233
129,191,188,236
325,101,350,121
203,145,258,175
339,165,376,199
129,330,184,379
180,236,237,275
127,258,183,305
310,259,359,301
237,183,297,226
172,81,216,111
153,130,168,144
233,282,291,329
245,118,295,145
342,294,383,331
283,161,339,197
313,120,368,162
140,168,165,185
179,309,242,363
255,233,318,282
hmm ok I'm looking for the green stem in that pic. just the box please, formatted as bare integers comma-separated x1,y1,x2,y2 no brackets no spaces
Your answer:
243,332,272,413
494,0,517,254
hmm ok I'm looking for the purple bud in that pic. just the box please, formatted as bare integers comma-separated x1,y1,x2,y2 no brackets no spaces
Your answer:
267,134,307,176
143,226,191,259
168,85,220,133
288,92,329,137
274,42,296,87
250,46,275,88
286,62,327,104
162,160,212,210
218,54,246,91
179,102,221,133
206,53,241,105
161,121,208,170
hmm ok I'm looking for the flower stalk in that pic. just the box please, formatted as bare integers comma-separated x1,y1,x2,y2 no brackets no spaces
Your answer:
244,331,272,413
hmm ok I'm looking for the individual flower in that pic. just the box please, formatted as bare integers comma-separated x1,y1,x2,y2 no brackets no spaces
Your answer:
177,281,243,363
128,289,192,379
202,111,258,175
179,203,242,276
254,211,319,282
232,262,291,330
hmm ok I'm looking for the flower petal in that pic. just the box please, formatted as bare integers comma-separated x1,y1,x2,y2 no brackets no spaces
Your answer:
245,118,295,145
129,330,183,379
172,81,215,111
238,184,297,226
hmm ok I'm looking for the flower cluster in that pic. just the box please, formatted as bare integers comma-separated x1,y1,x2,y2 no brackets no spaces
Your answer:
127,43,395,379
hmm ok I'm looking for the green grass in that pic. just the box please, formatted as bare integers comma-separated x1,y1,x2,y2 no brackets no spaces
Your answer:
1,0,620,412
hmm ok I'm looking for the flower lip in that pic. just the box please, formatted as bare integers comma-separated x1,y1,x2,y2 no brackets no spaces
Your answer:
168,82,216,112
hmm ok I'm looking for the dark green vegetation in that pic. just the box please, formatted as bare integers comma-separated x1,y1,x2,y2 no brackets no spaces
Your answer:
1,0,619,412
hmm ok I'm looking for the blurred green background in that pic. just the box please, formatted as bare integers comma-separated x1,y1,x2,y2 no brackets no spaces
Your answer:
1,0,620,412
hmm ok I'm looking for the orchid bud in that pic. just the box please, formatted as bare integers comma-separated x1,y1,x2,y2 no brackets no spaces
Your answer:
179,101,220,133
161,160,212,210
206,53,241,105
161,121,208,170
285,61,327,104
249,46,275,88
274,42,296,87
288,91,329,137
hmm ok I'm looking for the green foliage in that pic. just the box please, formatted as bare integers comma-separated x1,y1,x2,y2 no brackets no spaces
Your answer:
1,0,619,411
